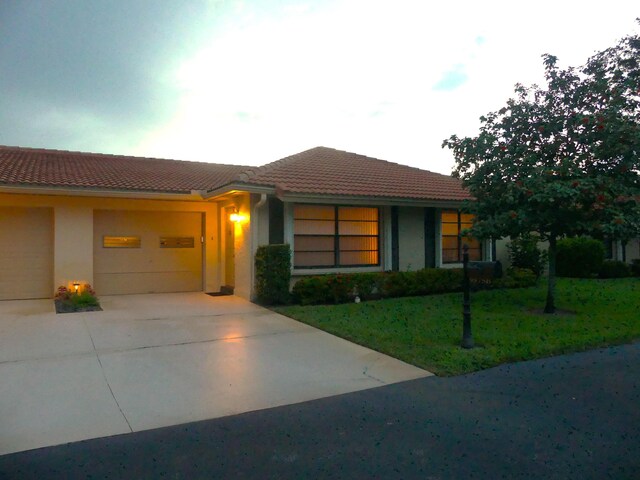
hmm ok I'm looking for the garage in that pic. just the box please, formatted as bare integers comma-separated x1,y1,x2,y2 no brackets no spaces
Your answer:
0,207,54,300
94,210,203,295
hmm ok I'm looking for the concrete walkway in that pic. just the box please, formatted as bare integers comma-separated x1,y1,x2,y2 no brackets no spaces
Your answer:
1,343,638,479
0,293,429,455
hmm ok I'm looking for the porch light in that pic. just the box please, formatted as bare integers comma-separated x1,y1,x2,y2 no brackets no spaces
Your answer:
72,282,80,293
229,207,244,223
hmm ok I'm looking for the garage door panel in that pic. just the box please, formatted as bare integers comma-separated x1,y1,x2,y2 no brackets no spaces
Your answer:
94,211,203,295
94,271,202,295
0,207,53,300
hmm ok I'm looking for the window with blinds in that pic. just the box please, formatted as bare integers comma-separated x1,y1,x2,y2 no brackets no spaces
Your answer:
441,210,482,263
293,205,379,268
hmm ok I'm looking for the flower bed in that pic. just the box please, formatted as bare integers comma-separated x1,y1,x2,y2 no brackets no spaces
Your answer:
54,284,102,314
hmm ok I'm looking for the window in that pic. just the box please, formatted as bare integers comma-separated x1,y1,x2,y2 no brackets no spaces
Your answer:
441,210,481,263
293,205,379,268
103,236,141,248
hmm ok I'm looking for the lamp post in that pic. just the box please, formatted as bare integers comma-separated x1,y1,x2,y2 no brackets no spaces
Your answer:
461,245,474,349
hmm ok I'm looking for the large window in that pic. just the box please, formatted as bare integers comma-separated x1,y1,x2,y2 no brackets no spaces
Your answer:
441,210,482,263
294,205,379,268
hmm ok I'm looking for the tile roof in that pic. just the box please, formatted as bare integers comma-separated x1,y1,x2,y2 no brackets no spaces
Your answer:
0,145,470,202
0,145,248,194
236,147,471,201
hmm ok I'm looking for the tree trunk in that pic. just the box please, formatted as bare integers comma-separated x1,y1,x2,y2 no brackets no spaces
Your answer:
544,235,557,314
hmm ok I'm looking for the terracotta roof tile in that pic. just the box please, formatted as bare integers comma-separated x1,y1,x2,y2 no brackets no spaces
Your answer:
236,147,471,201
0,145,248,193
0,145,470,202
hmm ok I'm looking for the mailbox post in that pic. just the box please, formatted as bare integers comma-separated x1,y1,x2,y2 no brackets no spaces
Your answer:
461,245,474,349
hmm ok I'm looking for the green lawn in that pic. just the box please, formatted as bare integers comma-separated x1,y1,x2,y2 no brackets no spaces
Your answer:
274,278,640,376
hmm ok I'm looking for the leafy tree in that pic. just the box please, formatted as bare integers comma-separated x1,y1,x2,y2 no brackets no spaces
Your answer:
443,24,640,313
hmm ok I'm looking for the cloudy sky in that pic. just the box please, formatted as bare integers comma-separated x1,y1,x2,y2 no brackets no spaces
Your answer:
0,1,637,174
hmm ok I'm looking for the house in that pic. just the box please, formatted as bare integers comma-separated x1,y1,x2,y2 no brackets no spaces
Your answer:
0,145,492,302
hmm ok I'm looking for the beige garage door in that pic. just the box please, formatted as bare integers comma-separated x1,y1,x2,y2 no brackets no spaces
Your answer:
0,207,53,300
94,210,203,295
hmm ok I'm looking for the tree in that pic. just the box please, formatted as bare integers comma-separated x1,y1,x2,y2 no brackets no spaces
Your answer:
443,24,640,313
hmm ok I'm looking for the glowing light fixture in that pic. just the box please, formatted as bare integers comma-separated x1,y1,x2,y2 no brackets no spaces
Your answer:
229,207,244,223
72,282,80,293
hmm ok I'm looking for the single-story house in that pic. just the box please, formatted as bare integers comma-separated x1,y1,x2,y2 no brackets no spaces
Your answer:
0,145,497,301
2,145,636,302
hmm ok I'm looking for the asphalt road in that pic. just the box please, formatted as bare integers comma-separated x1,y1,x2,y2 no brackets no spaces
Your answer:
1,343,639,479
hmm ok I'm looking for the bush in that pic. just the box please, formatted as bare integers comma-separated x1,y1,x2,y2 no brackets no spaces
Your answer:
507,234,547,278
632,259,640,277
556,237,605,278
290,266,535,305
598,260,631,278
254,244,291,305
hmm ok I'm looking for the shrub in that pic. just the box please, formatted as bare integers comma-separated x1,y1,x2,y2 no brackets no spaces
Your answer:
350,273,383,300
556,237,605,278
507,234,547,278
291,276,330,305
254,244,291,305
598,260,631,278
290,267,539,306
632,259,640,277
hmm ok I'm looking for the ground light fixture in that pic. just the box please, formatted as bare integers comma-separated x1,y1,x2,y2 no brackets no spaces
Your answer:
72,282,80,293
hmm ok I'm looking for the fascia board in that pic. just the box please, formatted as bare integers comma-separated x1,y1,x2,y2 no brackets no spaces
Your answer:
0,185,206,201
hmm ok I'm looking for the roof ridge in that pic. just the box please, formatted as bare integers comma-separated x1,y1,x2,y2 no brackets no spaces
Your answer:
0,145,250,169
234,146,326,181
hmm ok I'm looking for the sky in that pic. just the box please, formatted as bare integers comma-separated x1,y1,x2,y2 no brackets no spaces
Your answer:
0,1,638,175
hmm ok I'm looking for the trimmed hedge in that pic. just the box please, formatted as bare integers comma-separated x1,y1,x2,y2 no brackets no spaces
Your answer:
632,259,640,277
598,260,631,278
556,237,605,278
255,244,291,305
291,267,536,306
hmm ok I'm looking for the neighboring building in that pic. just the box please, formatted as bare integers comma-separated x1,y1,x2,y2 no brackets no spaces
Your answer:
0,145,491,301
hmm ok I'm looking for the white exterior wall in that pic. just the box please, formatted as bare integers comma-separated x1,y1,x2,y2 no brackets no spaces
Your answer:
398,207,424,271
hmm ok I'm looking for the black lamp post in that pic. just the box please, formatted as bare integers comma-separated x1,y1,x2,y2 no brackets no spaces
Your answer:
461,244,474,349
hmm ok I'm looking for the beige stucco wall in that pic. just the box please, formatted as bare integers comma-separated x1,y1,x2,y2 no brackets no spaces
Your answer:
398,207,425,271
231,194,252,300
54,205,94,290
0,192,222,296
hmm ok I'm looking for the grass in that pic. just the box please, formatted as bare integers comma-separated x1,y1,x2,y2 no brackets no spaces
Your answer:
274,277,640,376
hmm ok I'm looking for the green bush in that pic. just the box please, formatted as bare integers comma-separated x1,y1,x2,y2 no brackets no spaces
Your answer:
507,234,547,278
556,237,605,278
290,266,537,306
254,244,291,305
632,259,640,277
598,260,631,278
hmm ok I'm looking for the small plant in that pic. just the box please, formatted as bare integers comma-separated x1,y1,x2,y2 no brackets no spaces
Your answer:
556,237,605,278
507,234,547,278
54,284,101,313
598,260,631,279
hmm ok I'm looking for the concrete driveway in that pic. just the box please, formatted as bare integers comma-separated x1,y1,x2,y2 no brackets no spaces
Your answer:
0,293,429,455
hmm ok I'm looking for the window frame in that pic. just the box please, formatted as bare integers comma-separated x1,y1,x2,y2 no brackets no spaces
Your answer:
441,210,482,264
293,205,381,269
